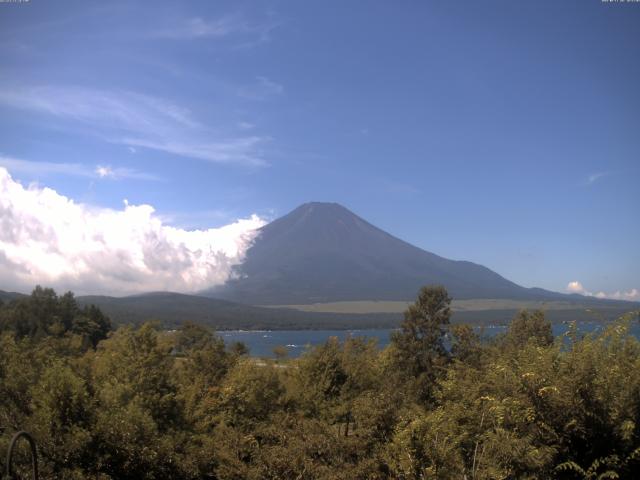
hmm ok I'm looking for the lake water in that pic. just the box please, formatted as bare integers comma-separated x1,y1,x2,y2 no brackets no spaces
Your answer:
218,321,640,358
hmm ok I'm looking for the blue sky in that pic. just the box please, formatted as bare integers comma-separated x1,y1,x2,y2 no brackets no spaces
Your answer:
0,0,638,297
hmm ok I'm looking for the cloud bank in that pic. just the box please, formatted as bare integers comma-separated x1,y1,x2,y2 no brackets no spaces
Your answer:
566,280,639,302
0,168,265,295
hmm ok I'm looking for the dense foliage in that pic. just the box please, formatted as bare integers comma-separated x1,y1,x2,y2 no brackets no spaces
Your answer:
1,286,639,479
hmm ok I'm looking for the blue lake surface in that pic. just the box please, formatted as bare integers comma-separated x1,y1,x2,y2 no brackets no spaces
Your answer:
218,321,640,358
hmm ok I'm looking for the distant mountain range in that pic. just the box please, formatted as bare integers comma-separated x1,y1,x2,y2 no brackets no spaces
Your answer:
206,202,599,305
0,288,394,329
74,292,400,330
1,289,635,331
2,202,637,330
0,290,24,303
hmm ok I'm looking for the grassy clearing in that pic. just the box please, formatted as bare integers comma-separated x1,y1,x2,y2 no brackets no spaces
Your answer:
262,299,612,314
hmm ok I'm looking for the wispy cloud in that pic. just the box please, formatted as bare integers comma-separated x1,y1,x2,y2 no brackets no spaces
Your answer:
157,16,246,39
238,76,284,100
0,86,198,132
151,13,280,46
121,136,269,167
0,155,160,181
0,86,268,167
585,171,610,186
382,180,421,196
94,165,160,181
566,280,639,302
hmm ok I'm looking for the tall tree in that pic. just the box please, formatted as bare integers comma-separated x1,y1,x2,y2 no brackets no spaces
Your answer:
389,285,452,404
505,309,553,348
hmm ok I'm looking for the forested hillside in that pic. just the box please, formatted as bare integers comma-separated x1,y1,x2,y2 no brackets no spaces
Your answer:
75,292,403,330
1,286,639,479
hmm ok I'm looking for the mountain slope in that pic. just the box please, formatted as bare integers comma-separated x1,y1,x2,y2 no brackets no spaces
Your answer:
207,202,573,304
0,289,26,303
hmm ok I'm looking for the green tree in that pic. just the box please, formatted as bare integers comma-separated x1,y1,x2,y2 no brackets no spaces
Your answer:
174,322,234,429
272,345,289,362
217,360,285,429
504,309,553,348
450,323,483,367
28,361,94,479
0,287,111,347
71,304,112,347
228,340,249,357
89,323,185,478
389,285,452,404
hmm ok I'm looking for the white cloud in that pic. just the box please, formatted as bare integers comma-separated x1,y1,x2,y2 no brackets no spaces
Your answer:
95,166,113,178
567,280,586,293
608,289,640,302
0,155,160,181
566,281,639,302
0,168,265,295
0,86,267,167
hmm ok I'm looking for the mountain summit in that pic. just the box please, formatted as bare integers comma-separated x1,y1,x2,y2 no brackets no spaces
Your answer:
207,202,565,304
